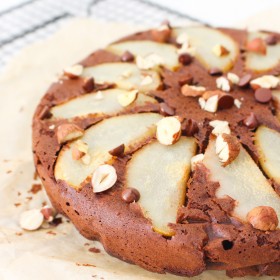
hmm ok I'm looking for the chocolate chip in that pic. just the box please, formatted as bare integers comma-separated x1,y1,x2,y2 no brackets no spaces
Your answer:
265,34,278,46
208,67,223,76
83,77,95,92
243,113,259,129
151,27,171,42
178,53,192,65
50,217,63,227
109,144,125,157
38,105,52,120
238,74,252,87
159,102,175,116
218,94,234,110
121,188,140,203
121,51,134,62
183,119,199,136
254,88,272,103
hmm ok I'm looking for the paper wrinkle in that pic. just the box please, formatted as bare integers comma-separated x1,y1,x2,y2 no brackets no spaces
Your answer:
0,17,278,279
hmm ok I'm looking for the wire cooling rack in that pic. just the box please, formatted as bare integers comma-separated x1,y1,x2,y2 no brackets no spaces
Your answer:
0,0,205,70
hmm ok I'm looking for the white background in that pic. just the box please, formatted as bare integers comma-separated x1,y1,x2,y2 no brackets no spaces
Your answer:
147,0,280,26
2,0,280,26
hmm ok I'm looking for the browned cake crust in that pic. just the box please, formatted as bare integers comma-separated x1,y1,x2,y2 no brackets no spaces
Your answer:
32,25,280,277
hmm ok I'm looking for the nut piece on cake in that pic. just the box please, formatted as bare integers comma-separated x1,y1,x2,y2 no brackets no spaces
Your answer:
215,133,240,166
156,116,181,145
247,206,279,231
63,64,84,79
57,124,84,144
92,164,117,193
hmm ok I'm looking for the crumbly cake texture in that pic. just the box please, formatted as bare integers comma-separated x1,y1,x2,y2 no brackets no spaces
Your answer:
32,24,280,278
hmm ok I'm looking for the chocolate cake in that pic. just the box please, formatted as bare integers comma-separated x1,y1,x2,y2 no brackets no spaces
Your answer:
32,23,280,277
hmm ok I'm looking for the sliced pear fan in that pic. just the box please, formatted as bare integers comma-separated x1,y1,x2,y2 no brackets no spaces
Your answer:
203,139,280,226
55,113,162,189
245,32,280,72
50,89,157,119
126,137,197,236
82,63,160,92
255,126,280,184
173,27,239,71
107,40,179,70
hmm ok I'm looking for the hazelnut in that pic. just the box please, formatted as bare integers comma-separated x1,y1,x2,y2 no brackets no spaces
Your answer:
204,95,219,113
117,89,138,107
57,124,84,144
215,134,240,166
181,84,206,97
92,164,117,193
71,140,88,161
212,44,230,57
63,64,84,79
247,206,278,231
250,75,279,90
227,72,240,84
156,116,181,145
209,120,231,136
140,75,153,86
246,38,266,55
136,53,163,70
216,77,231,92
191,154,204,171
19,209,44,231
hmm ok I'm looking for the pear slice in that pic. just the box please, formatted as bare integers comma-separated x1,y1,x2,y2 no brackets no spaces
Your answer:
54,113,162,189
82,63,160,92
245,32,280,72
272,90,280,121
203,139,280,225
255,126,280,184
126,137,197,236
50,89,157,120
173,27,239,71
107,40,179,70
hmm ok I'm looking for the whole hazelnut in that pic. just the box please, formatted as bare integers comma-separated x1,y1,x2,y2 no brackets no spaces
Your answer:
247,206,278,231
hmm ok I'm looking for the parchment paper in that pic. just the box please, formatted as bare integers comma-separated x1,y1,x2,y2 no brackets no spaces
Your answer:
0,15,279,280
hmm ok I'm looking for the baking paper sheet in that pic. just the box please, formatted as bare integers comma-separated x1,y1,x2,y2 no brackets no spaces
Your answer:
1,16,279,280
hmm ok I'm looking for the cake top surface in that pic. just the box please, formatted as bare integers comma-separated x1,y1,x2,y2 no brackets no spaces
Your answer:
32,23,280,277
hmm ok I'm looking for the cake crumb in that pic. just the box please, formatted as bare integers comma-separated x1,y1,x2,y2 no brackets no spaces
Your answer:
29,184,42,194
89,247,101,253
33,171,38,180
76,263,96,267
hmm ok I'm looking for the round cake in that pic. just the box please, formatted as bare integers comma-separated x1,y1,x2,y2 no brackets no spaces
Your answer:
32,23,280,277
